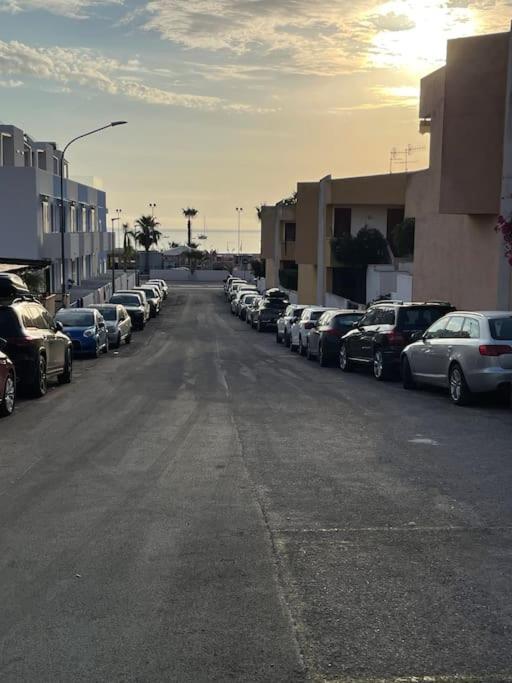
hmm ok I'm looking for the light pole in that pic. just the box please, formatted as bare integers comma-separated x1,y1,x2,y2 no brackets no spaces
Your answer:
235,207,243,269
149,203,157,217
111,216,121,294
59,121,127,306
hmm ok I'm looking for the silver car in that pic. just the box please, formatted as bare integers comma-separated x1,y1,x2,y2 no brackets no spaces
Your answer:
276,304,306,347
90,304,132,348
401,311,512,405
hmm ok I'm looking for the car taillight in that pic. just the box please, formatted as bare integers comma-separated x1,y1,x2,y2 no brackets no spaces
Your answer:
479,344,512,356
384,331,405,345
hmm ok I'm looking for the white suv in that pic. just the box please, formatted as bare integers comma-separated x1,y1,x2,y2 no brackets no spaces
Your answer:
290,307,331,355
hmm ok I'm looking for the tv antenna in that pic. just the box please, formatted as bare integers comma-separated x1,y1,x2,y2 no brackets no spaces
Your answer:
389,144,425,174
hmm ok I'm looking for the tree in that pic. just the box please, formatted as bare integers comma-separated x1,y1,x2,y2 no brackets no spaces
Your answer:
182,208,198,247
278,191,297,207
391,217,415,257
188,248,206,274
250,258,266,278
133,215,162,273
331,227,390,266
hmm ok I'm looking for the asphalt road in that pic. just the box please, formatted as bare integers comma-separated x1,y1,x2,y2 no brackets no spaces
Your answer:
1,285,512,683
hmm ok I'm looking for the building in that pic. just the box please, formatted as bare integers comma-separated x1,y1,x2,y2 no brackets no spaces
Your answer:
409,28,512,309
0,123,112,296
262,173,414,306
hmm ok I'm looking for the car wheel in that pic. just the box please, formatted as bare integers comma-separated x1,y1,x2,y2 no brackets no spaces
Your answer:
290,338,298,353
373,349,391,381
401,356,416,390
102,338,109,354
0,372,15,417
449,363,472,406
299,337,307,356
125,334,132,345
31,354,48,398
339,343,352,372
58,349,73,385
93,341,100,358
116,333,122,349
257,321,263,333
306,341,313,360
319,344,328,367
284,332,291,348
275,331,281,344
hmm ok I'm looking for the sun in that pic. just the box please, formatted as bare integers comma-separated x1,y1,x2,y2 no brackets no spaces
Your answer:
369,0,479,74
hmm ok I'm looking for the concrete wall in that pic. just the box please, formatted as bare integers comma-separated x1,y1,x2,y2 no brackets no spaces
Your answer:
150,269,227,283
297,263,316,304
366,265,413,303
330,173,408,206
440,32,508,215
0,167,40,259
295,182,319,265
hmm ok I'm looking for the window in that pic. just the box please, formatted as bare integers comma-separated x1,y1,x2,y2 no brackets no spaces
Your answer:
284,222,296,241
333,314,363,330
462,318,481,339
387,207,405,244
70,205,76,232
489,317,512,340
424,318,447,340
41,200,50,233
0,133,14,167
53,156,59,175
37,150,46,170
376,308,395,325
81,206,87,231
90,208,96,231
361,309,379,326
318,312,331,325
397,306,452,331
333,208,352,237
444,316,465,337
24,143,32,167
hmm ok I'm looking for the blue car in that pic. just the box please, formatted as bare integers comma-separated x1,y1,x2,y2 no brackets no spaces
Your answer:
55,308,109,358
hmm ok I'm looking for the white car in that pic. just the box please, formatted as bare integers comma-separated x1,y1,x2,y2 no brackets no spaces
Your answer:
228,281,252,302
290,307,331,355
225,279,246,300
276,304,306,346
230,289,258,315
147,279,168,299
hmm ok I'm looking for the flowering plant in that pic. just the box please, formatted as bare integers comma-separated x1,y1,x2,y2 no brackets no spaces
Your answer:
495,214,512,265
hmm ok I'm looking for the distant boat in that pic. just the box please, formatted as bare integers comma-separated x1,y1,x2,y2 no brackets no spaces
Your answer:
197,216,208,241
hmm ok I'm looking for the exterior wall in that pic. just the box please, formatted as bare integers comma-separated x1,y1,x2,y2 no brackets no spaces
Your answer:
265,257,279,289
330,173,408,206
440,32,508,215
260,206,276,259
295,182,319,265
410,31,512,310
0,167,40,259
297,263,316,304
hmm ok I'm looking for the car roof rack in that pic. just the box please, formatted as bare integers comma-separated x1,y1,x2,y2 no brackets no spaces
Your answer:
372,299,404,305
10,294,39,304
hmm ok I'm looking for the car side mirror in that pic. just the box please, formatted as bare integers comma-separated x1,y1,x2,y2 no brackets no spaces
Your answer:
352,321,360,329
99,322,106,329
55,321,64,333
0,337,7,352
410,331,424,342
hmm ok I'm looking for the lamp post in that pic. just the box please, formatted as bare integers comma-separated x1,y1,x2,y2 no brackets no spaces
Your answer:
235,207,243,270
59,121,127,306
111,216,121,294
149,203,157,217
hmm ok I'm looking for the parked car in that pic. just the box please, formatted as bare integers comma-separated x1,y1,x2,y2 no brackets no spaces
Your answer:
147,279,168,299
225,279,246,300
401,311,512,405
252,297,289,332
228,282,253,302
134,285,161,317
115,290,150,324
230,287,258,314
56,308,109,357
276,305,306,347
90,304,132,348
0,297,72,397
238,293,259,320
290,307,331,354
109,293,148,330
307,310,365,365
264,288,289,301
0,338,15,417
339,300,455,380
245,296,262,326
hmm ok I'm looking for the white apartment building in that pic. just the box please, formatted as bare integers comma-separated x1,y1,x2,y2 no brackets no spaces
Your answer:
0,123,112,293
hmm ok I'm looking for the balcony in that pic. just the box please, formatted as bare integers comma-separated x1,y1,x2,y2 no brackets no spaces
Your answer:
41,232,80,260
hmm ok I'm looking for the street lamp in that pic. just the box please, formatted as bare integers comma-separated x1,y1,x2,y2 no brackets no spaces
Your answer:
235,207,243,269
111,215,121,294
59,121,127,306
149,203,157,217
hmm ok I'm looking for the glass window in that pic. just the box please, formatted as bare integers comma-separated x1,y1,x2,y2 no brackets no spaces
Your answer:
361,309,379,326
0,308,21,336
489,317,512,340
56,310,95,326
424,318,448,339
318,312,331,325
284,222,296,241
20,305,37,329
333,313,363,330
444,316,465,337
95,307,117,321
42,310,55,330
310,310,325,321
462,318,481,339
397,306,452,331
376,308,395,325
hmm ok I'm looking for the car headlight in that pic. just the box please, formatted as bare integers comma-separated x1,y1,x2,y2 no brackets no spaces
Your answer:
83,327,96,337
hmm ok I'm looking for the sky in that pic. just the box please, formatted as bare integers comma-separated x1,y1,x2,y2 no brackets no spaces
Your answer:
0,0,511,252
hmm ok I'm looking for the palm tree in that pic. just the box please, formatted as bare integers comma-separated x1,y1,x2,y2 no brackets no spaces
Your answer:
134,215,162,273
122,223,136,271
182,207,198,247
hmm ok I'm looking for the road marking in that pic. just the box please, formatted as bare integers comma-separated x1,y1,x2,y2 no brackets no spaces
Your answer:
409,437,440,446
275,525,512,534
322,674,512,683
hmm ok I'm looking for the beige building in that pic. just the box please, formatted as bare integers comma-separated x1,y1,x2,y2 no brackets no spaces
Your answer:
409,28,512,310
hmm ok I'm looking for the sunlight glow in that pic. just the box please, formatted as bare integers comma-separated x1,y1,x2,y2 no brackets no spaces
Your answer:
370,0,480,74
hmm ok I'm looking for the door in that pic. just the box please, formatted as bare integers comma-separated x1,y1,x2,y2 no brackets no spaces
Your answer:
356,309,380,361
428,316,465,382
410,317,448,380
310,313,328,355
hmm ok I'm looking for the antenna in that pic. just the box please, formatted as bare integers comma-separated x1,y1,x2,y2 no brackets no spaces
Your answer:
389,144,425,174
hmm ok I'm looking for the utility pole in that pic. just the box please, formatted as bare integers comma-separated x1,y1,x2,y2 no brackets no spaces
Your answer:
149,203,157,217
235,207,243,269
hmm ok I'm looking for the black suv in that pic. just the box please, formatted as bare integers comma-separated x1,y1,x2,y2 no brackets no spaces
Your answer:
339,300,455,380
0,297,73,397
252,297,289,332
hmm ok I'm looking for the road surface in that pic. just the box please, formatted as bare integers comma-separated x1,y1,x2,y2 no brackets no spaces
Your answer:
1,285,512,682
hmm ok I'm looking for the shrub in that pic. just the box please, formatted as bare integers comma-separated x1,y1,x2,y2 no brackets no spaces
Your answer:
391,217,415,257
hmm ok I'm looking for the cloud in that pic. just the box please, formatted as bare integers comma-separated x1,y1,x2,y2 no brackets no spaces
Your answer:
0,38,272,112
0,0,123,19
328,84,419,114
369,11,416,31
0,78,23,87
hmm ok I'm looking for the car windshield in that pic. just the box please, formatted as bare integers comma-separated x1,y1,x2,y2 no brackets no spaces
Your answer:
310,310,324,321
140,289,157,297
111,295,140,306
94,308,117,321
333,313,363,328
489,316,512,340
56,311,95,326
397,306,452,331
263,299,287,309
242,295,256,303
